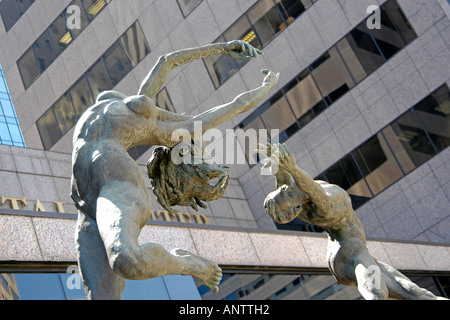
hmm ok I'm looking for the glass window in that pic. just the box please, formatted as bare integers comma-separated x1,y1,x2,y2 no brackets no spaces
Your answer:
103,41,132,86
323,154,373,208
122,277,170,300
260,93,299,143
413,85,450,153
309,47,356,105
36,109,62,150
14,274,66,300
284,70,323,122
177,0,203,17
276,0,307,26
336,24,384,83
53,93,77,136
0,0,21,31
81,0,106,21
69,76,94,117
32,31,56,73
86,58,113,98
47,14,71,57
353,134,403,196
120,22,150,68
0,98,16,118
17,49,40,89
247,0,284,47
369,1,417,60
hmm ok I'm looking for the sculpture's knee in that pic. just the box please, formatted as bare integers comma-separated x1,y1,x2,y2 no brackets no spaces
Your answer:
110,248,145,280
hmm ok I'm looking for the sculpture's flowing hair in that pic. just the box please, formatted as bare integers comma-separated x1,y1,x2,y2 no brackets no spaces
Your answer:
147,143,229,214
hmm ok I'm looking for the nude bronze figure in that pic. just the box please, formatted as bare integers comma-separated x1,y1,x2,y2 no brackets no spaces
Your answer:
70,40,279,300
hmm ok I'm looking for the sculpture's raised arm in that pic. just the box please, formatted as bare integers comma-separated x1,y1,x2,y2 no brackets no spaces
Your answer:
138,40,262,99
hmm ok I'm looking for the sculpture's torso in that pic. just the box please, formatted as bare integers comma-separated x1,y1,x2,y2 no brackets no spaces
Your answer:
70,94,156,219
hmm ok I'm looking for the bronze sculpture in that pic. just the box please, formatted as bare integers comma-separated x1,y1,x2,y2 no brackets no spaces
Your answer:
70,40,279,300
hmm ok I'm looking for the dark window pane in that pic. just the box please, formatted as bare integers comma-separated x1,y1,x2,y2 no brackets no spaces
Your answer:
310,47,355,104
103,41,132,86
354,134,404,196
86,59,113,98
285,70,324,121
324,154,372,202
120,22,150,68
17,49,40,89
177,0,203,17
248,0,284,46
53,93,77,136
336,25,384,83
70,76,94,117
32,31,56,73
382,110,434,174
260,93,297,135
369,0,417,60
413,85,450,153
81,0,106,21
0,0,21,31
47,14,71,57
276,0,306,22
37,109,61,150
353,136,388,176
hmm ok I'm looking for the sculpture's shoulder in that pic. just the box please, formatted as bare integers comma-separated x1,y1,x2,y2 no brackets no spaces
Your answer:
96,90,127,103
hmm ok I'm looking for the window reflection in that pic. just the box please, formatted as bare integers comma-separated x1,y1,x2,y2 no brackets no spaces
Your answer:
53,93,77,136
17,49,40,89
121,23,151,68
37,109,62,150
0,0,34,31
103,41,132,86
70,76,95,117
32,31,56,73
47,14,71,57
86,59,113,98
310,47,356,105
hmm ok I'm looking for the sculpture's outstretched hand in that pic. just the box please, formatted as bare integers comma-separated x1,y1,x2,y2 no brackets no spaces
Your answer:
258,143,297,172
223,40,263,61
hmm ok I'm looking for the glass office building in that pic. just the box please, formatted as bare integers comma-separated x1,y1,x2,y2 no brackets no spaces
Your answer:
0,63,25,147
0,0,449,300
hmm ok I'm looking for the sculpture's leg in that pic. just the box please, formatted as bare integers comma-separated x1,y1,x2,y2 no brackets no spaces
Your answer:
354,253,389,300
377,261,441,300
95,181,222,292
75,211,126,300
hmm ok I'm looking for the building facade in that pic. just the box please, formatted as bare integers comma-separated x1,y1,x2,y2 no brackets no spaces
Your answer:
0,0,449,300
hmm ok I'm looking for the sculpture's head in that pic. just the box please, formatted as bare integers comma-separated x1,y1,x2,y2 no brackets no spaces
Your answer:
147,143,230,214
263,184,309,224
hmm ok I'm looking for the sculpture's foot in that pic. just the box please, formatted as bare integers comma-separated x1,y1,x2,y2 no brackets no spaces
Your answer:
171,249,223,293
